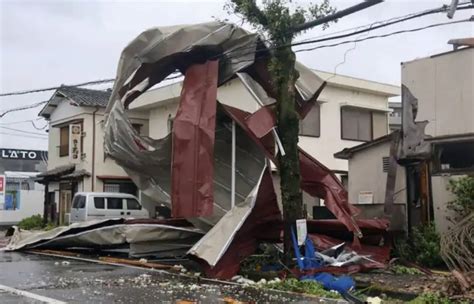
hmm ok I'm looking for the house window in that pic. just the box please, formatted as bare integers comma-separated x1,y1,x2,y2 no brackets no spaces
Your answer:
167,114,174,133
340,175,348,190
299,104,320,137
103,180,138,196
341,107,372,141
59,126,69,157
433,140,474,174
341,107,387,141
132,123,142,135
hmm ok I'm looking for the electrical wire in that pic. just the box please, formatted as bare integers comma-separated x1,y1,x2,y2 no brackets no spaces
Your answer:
0,126,48,136
0,73,183,98
0,101,48,118
0,132,48,140
0,117,44,126
1,17,470,119
217,2,474,61
30,120,48,130
1,3,471,100
293,18,472,53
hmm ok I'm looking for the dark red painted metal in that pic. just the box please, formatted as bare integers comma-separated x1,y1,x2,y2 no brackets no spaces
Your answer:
171,60,218,218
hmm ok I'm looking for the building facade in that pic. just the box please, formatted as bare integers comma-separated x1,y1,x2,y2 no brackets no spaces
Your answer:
401,46,474,233
131,68,399,217
334,45,474,234
388,101,402,131
38,86,149,224
0,148,47,226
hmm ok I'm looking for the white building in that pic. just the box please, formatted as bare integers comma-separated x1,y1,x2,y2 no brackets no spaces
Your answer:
0,171,44,226
38,86,149,224
131,69,399,216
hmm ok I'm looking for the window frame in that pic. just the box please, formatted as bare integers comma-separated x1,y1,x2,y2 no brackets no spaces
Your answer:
126,198,142,210
94,197,105,209
59,126,69,157
106,197,124,210
431,140,474,175
72,195,86,209
299,103,321,138
340,106,374,142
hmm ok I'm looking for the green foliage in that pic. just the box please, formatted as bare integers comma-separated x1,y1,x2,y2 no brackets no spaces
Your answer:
394,224,444,268
263,278,341,299
240,244,281,272
17,214,44,230
226,0,337,43
408,292,467,304
17,215,58,231
447,176,474,222
390,265,423,275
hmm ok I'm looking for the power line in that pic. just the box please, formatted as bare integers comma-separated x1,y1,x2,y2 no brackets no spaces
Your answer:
293,17,473,53
0,3,470,100
0,73,183,98
220,3,474,61
0,132,48,140
0,79,114,97
0,101,48,118
0,126,48,136
0,118,44,126
214,2,473,61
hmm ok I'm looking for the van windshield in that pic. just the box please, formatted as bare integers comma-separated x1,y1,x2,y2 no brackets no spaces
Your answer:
72,195,86,209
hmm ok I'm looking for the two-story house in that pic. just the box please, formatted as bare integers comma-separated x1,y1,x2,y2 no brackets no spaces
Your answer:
37,86,148,224
334,42,473,234
130,68,399,218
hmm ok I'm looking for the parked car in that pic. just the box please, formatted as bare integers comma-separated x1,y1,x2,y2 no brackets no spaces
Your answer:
70,192,149,223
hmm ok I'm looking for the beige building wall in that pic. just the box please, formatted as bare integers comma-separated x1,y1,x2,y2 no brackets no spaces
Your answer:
401,47,474,137
347,141,407,230
47,102,148,192
402,48,474,234
136,74,397,173
300,85,391,172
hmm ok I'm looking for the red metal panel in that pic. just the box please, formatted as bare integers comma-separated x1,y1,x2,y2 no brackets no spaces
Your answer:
223,105,363,237
171,61,218,218
197,169,282,279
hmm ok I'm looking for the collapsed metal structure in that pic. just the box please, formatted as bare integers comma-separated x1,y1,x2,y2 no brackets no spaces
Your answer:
7,22,389,279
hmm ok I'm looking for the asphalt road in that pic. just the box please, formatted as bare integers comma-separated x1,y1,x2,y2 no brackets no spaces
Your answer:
0,251,344,303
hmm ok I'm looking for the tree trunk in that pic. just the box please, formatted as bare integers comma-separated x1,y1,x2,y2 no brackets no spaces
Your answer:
273,46,304,264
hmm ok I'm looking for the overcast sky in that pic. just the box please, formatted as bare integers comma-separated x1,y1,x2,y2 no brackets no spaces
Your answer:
1,0,473,150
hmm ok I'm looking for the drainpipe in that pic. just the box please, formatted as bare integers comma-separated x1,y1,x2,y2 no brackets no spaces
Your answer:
91,107,99,192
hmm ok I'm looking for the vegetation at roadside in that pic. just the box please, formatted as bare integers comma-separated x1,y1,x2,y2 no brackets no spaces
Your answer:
262,278,341,299
447,176,474,223
390,264,423,275
17,214,57,231
408,292,469,304
394,223,444,268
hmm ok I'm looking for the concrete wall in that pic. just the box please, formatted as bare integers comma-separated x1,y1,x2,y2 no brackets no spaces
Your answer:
401,48,474,138
347,141,407,231
0,190,44,225
402,48,474,234
430,175,461,234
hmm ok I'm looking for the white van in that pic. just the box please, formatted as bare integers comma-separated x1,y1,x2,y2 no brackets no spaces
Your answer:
70,192,149,223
